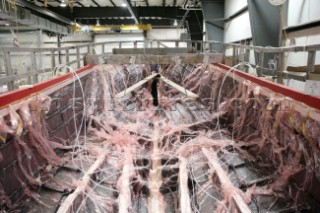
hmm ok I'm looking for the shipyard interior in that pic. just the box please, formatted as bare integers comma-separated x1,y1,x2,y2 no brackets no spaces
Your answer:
0,0,320,212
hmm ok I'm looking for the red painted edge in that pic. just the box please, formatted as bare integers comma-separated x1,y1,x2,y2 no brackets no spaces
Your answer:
214,63,320,111
0,65,95,108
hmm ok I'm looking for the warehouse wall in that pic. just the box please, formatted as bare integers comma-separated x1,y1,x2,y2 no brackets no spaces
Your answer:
223,0,320,43
93,29,186,53
283,0,320,91
94,32,144,54
286,0,320,27
0,31,48,87
0,31,90,89
222,0,320,92
223,1,320,51
284,0,320,67
223,0,252,65
225,0,247,18
148,29,185,40
147,29,187,47
0,28,184,92
284,26,320,67
224,12,251,43
224,0,250,43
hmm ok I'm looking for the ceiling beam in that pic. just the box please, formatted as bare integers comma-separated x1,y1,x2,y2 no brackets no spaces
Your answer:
123,0,139,24
14,0,73,25
163,0,165,6
80,19,135,25
91,0,101,7
173,0,176,6
78,18,175,26
77,2,85,7
57,7,183,19
109,0,116,6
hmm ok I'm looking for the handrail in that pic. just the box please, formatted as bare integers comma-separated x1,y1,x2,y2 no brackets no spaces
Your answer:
0,39,319,93
1,39,320,53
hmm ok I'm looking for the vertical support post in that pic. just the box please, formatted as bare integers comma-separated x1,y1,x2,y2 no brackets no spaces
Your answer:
143,40,147,49
87,45,90,54
119,42,122,49
38,30,43,69
4,52,14,91
244,48,250,72
232,46,238,66
238,45,244,70
200,41,203,53
157,41,160,48
307,51,316,79
175,41,179,48
31,52,38,84
277,52,285,84
65,49,69,64
202,41,206,52
51,50,56,68
223,44,227,64
134,41,137,48
257,51,264,77
209,42,214,53
57,35,62,64
236,46,240,64
92,44,95,55
76,47,80,68
102,44,105,54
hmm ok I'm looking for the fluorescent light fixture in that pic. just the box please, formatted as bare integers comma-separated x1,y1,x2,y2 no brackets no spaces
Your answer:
96,19,100,26
5,23,10,26
60,0,67,7
173,19,178,26
121,3,126,7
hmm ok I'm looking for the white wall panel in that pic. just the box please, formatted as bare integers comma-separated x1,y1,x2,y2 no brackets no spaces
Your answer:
94,33,144,42
224,12,252,43
285,26,320,67
94,33,144,53
287,0,320,27
225,0,248,18
147,29,185,40
0,31,41,47
148,29,187,47
43,33,92,43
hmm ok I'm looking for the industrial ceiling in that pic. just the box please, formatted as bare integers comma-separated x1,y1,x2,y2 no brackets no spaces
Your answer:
0,0,204,39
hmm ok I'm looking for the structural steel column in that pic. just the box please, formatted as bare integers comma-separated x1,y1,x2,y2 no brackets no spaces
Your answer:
201,0,224,52
247,0,283,71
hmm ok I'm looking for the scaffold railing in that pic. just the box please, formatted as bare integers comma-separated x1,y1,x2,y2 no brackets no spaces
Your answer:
0,39,318,92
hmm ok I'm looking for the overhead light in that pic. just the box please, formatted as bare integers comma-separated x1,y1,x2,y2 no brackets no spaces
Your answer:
60,0,67,7
5,23,10,26
173,19,178,26
121,3,126,7
96,19,100,26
